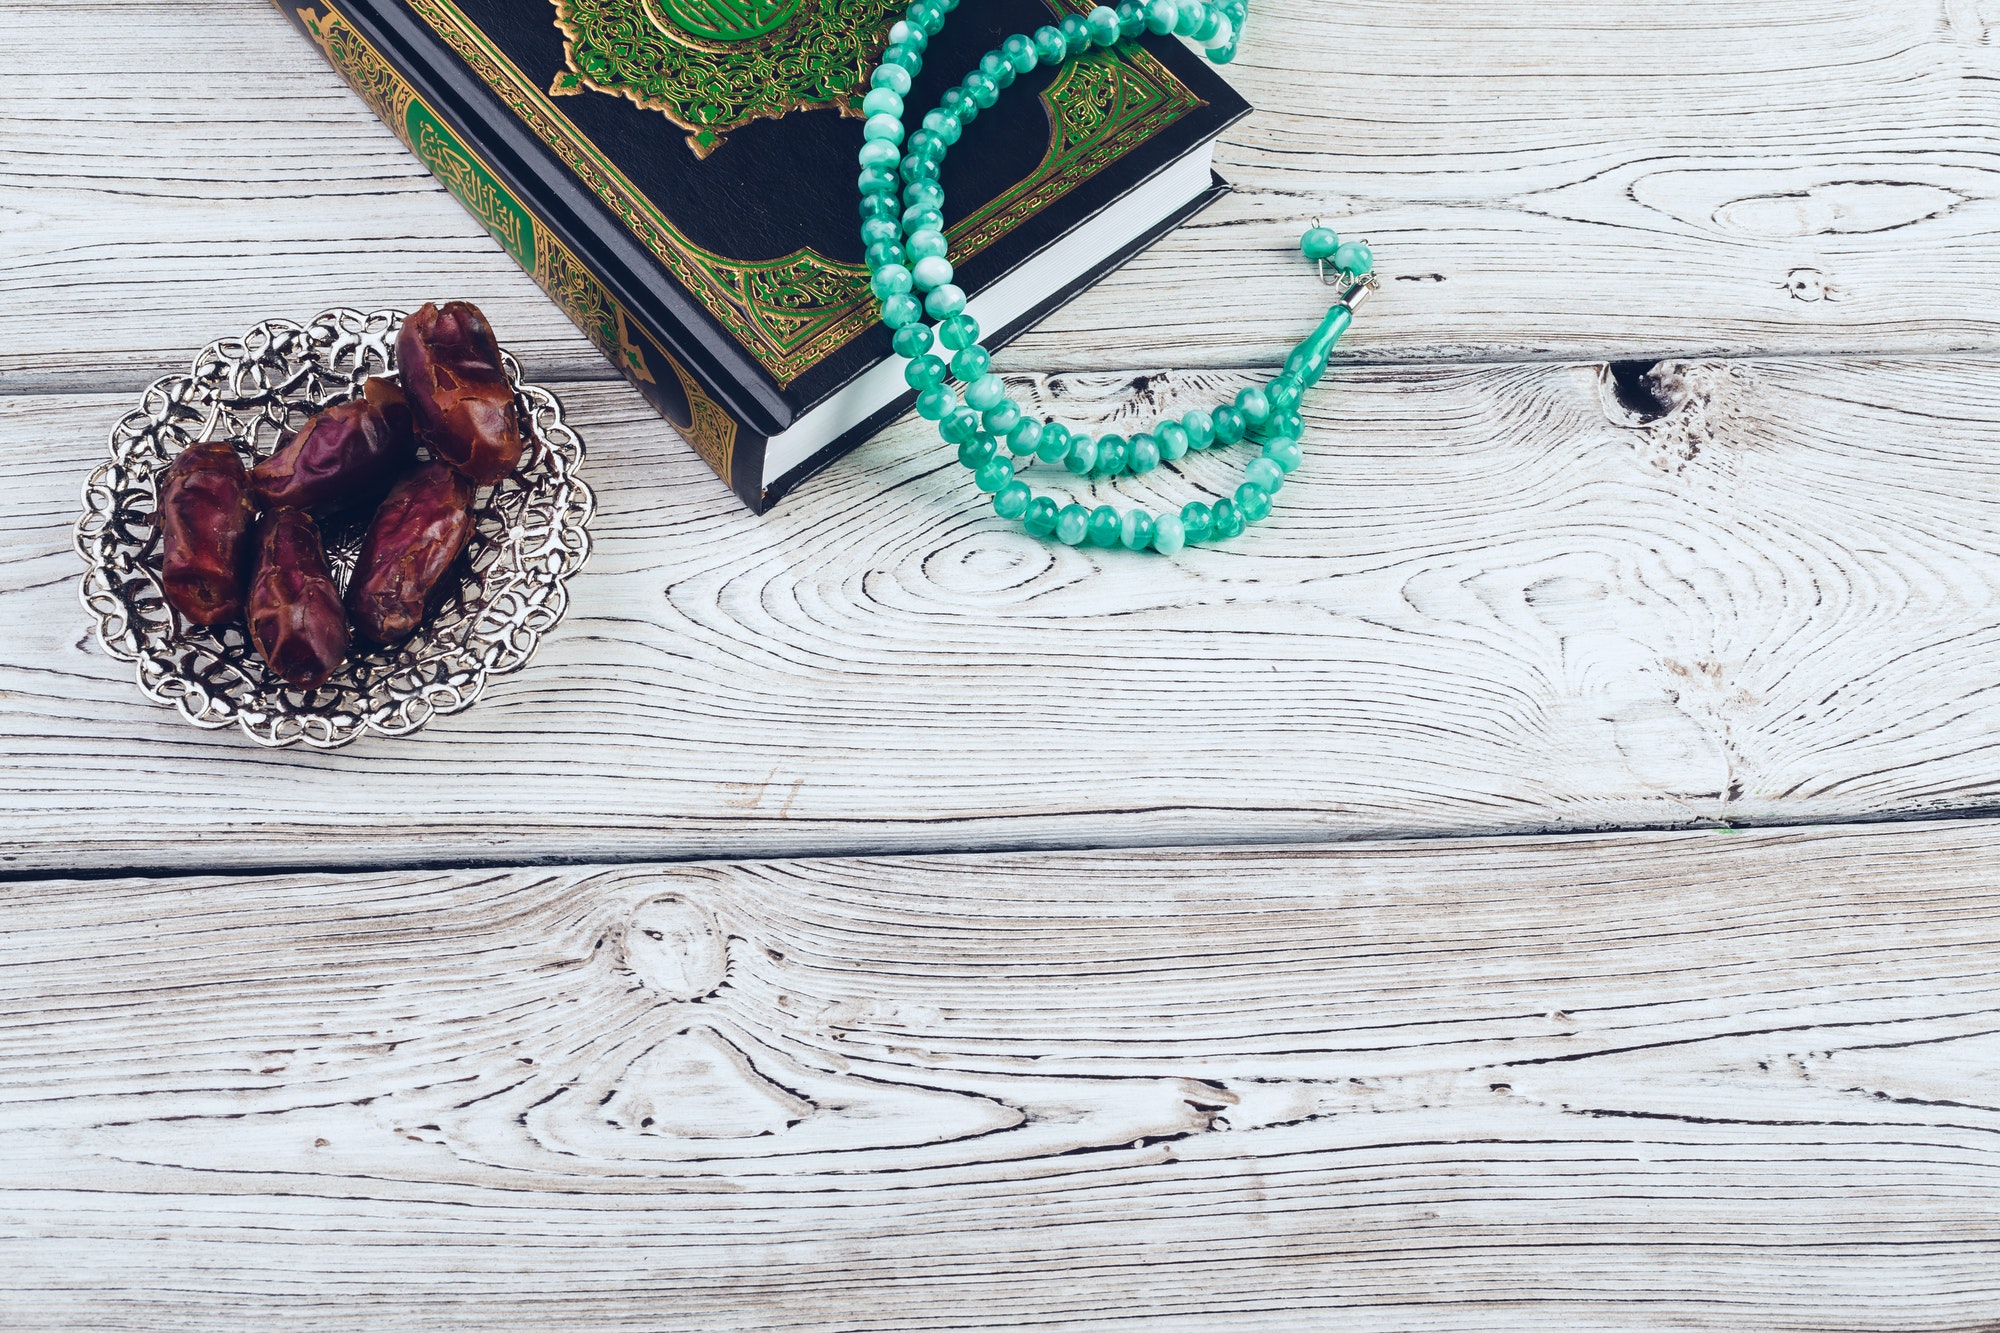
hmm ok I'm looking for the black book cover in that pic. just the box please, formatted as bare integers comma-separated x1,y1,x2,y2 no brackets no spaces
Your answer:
277,0,1250,510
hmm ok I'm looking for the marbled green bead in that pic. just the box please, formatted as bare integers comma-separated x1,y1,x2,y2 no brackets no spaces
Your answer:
1245,457,1285,493
916,384,955,419
1266,375,1301,413
1006,417,1043,456
1064,433,1098,474
904,178,944,212
1335,240,1374,277
870,63,912,94
1285,346,1328,386
1087,504,1122,546
964,373,1006,411
863,112,904,143
899,154,938,184
993,479,1032,519
880,293,923,328
1156,421,1189,460
1060,13,1091,53
1182,408,1214,449
963,72,999,108
924,284,967,319
1235,483,1272,522
904,229,947,264
1023,495,1060,537
1055,503,1090,545
976,455,1014,492
958,433,997,470
1266,410,1302,439
1151,511,1186,554
1130,433,1161,474
1180,501,1213,542
861,86,904,118
901,205,944,235
1116,0,1148,37
1300,226,1340,261
1212,405,1247,444
1120,508,1156,550
1086,5,1121,42
905,130,943,162
1003,33,1038,72
887,20,925,50
984,401,1022,435
1145,0,1177,33
1095,434,1129,477
865,241,904,272
908,0,943,32
905,353,946,390
1173,0,1203,35
858,166,899,195
939,314,980,350
950,345,989,381
884,44,922,74
912,255,952,291
1033,24,1067,61
861,217,900,247
860,192,899,222
1194,8,1223,41
981,51,1015,88
892,324,933,359
1305,305,1352,361
940,87,977,123
939,407,979,444
1210,497,1245,539
1235,385,1271,425
921,109,961,145
1262,437,1303,473
1036,421,1072,463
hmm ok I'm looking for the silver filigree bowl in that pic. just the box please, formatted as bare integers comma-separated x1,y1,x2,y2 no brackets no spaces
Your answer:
74,307,594,748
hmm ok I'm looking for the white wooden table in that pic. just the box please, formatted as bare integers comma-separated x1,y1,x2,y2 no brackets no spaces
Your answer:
6,1,2000,1327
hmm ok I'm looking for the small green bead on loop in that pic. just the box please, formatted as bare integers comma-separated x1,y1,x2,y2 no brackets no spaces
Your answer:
1300,226,1339,261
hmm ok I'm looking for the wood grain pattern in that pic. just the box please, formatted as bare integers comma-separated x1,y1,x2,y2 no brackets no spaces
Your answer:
10,355,2000,873
6,0,2000,391
4,821,1999,1329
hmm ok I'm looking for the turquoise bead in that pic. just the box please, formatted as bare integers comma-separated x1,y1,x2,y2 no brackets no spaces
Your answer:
1036,420,1071,463
976,455,1014,492
905,354,946,389
939,314,980,349
1235,483,1272,522
1266,410,1302,439
980,51,1015,88
905,227,948,261
1183,408,1214,449
1087,5,1121,42
1335,240,1373,277
984,401,1022,435
964,71,999,107
994,479,1031,519
1055,503,1090,545
1130,434,1161,474
916,385,955,419
964,373,1006,411
1060,13,1091,53
870,64,912,95
1300,226,1339,261
1087,504,1122,546
908,0,942,31
1152,511,1186,554
1007,418,1043,456
938,407,979,444
1064,434,1098,474
1095,434,1129,476
881,293,923,327
863,112,904,142
1210,497,1245,539
1120,508,1156,550
1180,501,1212,542
1117,0,1148,36
860,193,899,222
1244,457,1285,493
899,154,938,185
892,323,932,359
950,346,989,381
921,110,961,146
1235,385,1270,425
904,179,944,211
1212,405,1247,444
924,284,967,319
888,19,925,50
884,44,922,75
1266,376,1301,413
860,217,899,247
1262,438,1303,473
940,87,976,123
902,206,944,235
958,434,997,469
1024,495,1060,537
1173,0,1203,35
1003,33,1038,72
859,167,899,195
1145,0,1177,33
1033,24,1067,61
865,241,903,271
905,131,942,163
861,87,903,118
1157,421,1189,460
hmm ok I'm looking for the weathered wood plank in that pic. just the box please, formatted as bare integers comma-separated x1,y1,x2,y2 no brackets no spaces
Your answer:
9,355,2000,873
5,0,2000,389
4,822,1999,1329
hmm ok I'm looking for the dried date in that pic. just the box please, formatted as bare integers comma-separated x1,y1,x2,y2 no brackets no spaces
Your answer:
396,300,524,483
346,460,475,645
250,376,415,514
156,439,255,627
246,509,349,690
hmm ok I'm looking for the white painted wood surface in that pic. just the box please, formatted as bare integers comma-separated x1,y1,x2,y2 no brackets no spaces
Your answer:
6,823,2000,1329
7,0,2000,1323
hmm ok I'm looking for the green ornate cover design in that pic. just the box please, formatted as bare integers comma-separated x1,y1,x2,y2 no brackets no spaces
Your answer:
406,0,1204,385
548,0,901,157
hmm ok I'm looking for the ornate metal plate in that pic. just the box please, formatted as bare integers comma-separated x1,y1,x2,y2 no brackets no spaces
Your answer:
74,308,594,749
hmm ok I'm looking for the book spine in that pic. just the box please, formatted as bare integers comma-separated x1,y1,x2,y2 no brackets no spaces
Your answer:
271,0,769,511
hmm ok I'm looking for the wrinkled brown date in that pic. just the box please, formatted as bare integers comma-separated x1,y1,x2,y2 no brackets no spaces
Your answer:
246,509,350,690
250,376,414,513
396,300,524,484
346,461,475,645
157,439,256,626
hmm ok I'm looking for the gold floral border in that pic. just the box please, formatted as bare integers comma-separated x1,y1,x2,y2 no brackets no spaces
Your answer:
405,0,1203,384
